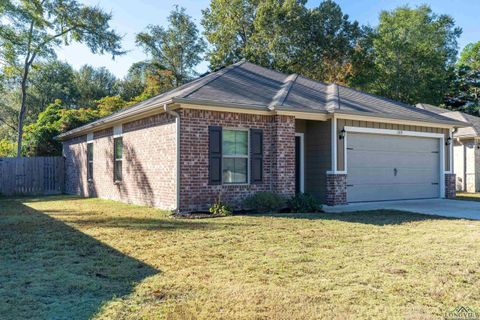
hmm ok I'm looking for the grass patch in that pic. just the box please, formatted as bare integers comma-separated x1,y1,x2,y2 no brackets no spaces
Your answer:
456,192,480,202
1,196,479,319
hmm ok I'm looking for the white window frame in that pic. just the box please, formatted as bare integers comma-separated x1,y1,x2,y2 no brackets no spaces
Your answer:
295,133,305,193
113,125,123,183
222,128,250,185
87,142,94,182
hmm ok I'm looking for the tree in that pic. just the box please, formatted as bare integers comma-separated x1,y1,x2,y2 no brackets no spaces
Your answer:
444,42,480,114
370,5,461,105
458,41,480,70
23,97,128,156
136,6,206,86
202,0,368,84
296,0,364,83
202,0,258,69
116,61,174,101
28,60,79,116
0,0,123,156
74,65,118,108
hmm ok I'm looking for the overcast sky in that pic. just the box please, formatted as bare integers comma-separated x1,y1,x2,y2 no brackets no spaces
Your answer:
56,0,480,78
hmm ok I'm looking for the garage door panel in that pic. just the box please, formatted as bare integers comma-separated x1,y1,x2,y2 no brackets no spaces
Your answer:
347,167,439,185
348,150,439,168
348,134,439,153
347,184,441,202
347,132,440,202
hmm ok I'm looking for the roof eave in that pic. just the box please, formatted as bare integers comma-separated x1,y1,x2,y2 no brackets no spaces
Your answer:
333,109,468,128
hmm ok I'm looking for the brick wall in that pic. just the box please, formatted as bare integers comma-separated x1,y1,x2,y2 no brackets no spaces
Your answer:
63,112,177,210
326,173,347,206
179,109,295,212
445,173,456,199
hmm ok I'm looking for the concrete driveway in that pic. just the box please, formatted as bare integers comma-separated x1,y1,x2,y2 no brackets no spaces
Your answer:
323,199,480,220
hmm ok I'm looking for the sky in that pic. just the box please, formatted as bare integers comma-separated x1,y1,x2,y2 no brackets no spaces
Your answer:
56,0,480,78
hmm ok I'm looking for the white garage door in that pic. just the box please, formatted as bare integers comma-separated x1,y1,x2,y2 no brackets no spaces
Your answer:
347,133,440,202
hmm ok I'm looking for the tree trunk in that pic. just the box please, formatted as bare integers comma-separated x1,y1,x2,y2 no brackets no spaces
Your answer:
16,67,30,157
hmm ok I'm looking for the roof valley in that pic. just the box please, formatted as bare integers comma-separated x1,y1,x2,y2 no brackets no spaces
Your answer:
268,73,298,110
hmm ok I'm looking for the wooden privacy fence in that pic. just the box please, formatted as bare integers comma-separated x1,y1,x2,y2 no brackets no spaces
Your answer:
0,157,64,196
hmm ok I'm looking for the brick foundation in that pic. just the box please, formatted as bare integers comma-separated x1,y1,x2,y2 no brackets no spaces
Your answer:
445,173,456,199
326,173,347,206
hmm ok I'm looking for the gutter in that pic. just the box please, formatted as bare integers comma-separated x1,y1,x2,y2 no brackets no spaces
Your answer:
163,104,181,213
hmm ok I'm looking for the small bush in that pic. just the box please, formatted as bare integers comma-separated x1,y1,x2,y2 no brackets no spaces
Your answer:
209,195,232,216
287,193,322,213
243,192,285,213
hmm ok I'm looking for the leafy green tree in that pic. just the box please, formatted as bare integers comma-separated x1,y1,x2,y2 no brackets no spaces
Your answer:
370,5,461,104
0,139,16,157
0,0,123,156
116,61,174,101
23,96,128,156
444,42,480,114
202,0,258,69
202,0,367,84
458,41,480,70
297,0,364,83
74,65,118,108
136,6,206,86
28,60,79,116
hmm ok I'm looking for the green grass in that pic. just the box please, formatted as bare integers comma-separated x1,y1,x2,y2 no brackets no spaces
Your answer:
1,196,480,319
457,192,480,202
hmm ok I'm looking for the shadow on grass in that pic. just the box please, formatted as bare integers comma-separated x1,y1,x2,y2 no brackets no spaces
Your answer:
244,210,457,226
0,200,158,319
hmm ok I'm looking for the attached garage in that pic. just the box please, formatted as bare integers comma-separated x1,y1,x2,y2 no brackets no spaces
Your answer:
345,127,444,203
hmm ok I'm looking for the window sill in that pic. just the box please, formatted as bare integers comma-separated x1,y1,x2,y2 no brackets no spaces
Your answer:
114,180,122,185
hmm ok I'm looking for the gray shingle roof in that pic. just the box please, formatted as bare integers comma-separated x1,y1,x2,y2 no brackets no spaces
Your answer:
416,103,480,137
57,61,466,140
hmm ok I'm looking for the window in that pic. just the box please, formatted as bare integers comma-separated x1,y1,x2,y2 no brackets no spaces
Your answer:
87,143,93,181
114,137,123,182
222,129,248,184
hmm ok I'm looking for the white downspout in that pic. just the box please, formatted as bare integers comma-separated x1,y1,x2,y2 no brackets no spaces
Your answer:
164,104,180,213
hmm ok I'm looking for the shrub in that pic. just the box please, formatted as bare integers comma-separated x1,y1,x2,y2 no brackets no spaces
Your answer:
209,195,232,216
243,192,285,213
287,193,322,213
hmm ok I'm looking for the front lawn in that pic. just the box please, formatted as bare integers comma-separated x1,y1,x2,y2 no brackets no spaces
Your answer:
1,196,479,319
457,192,480,202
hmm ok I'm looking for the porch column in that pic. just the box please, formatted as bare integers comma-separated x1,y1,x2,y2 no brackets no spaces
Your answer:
272,115,295,197
326,117,347,205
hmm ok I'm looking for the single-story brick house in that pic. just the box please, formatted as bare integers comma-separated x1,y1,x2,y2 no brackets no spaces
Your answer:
57,61,465,213
416,103,480,193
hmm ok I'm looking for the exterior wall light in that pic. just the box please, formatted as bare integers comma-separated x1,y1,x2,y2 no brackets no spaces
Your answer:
339,129,346,140
445,137,452,146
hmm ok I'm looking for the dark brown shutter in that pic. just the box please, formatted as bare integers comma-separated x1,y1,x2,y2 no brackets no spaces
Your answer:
209,126,222,185
250,128,263,184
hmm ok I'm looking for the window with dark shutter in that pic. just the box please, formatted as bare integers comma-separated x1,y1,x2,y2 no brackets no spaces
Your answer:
250,128,263,184
209,126,222,185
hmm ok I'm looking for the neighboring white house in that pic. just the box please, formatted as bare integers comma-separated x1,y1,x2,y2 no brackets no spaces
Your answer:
417,104,480,192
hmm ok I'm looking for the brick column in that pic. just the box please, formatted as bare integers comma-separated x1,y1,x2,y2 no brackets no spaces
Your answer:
326,173,347,205
272,115,296,197
445,173,456,199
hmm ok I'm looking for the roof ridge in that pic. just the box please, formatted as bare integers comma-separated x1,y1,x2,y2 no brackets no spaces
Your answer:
268,73,298,110
326,83,339,112
183,60,246,99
